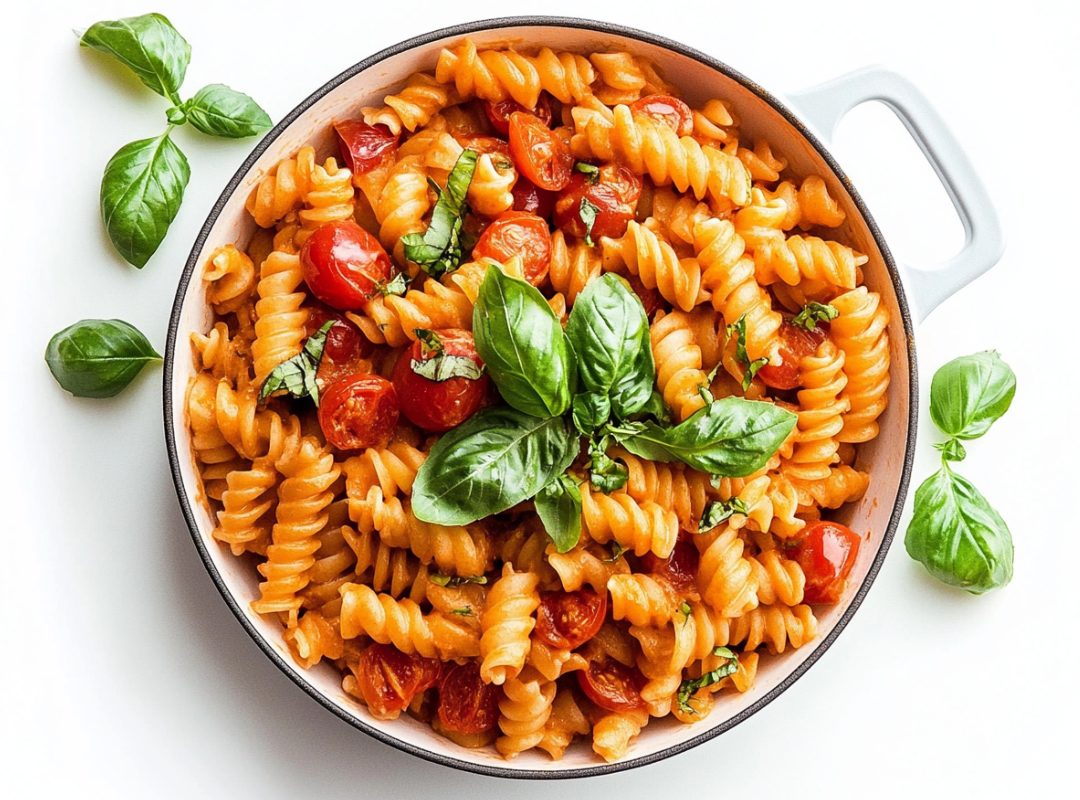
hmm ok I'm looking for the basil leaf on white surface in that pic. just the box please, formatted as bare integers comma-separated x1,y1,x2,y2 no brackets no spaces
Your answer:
80,13,190,101
45,319,160,398
929,351,1016,443
181,84,272,138
100,132,190,268
535,474,583,554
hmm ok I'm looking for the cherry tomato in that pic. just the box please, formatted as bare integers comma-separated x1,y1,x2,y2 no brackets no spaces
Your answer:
437,662,501,733
318,373,399,451
355,643,441,718
511,174,557,221
334,120,400,175
305,305,374,390
534,588,607,650
300,220,394,311
553,164,642,241
641,538,700,593
577,658,647,713
757,316,829,390
456,135,510,158
509,112,573,191
630,94,693,137
791,521,862,604
483,93,553,136
391,329,489,433
471,211,552,286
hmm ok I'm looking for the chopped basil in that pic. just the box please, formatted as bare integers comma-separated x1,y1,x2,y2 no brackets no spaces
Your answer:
409,329,484,382
602,542,628,563
791,302,838,331
401,150,478,278
726,314,767,391
429,573,488,588
676,647,738,714
580,197,601,246
375,272,409,297
698,498,750,532
587,434,629,494
575,162,600,184
258,321,333,405
450,606,474,617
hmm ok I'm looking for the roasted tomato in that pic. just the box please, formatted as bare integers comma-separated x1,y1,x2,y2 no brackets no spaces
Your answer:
300,220,394,311
318,373,399,451
437,662,501,733
791,521,862,604
630,94,693,137
757,315,829,390
305,305,374,390
334,120,400,174
355,643,441,718
641,537,700,594
508,111,573,191
554,164,642,241
511,174,557,221
482,92,553,136
456,135,511,158
391,329,489,433
577,658,647,713
471,211,552,285
534,588,607,650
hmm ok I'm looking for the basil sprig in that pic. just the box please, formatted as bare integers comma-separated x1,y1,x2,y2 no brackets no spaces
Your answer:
676,647,739,714
45,319,161,398
791,302,838,331
580,197,601,246
258,322,334,405
81,13,271,267
905,352,1016,593
726,314,767,390
401,150,478,278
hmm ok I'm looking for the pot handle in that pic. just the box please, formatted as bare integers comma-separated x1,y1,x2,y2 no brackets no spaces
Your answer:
786,66,1004,323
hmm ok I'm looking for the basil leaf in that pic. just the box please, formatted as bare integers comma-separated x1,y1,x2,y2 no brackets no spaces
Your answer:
430,573,488,587
566,274,655,420
625,389,673,427
615,397,797,477
929,351,1016,442
535,474,584,554
376,273,410,297
602,542,628,563
588,435,629,494
572,392,612,435
575,162,600,184
450,606,475,616
473,267,574,418
100,131,190,268
183,84,272,139
412,407,579,526
726,314,768,391
791,302,839,331
45,319,160,398
580,197,600,247
401,150,478,278
698,498,750,533
258,321,333,405
80,13,190,101
411,355,484,382
905,464,1013,594
676,646,738,714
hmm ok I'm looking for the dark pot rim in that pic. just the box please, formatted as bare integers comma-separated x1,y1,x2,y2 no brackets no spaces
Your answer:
163,14,918,781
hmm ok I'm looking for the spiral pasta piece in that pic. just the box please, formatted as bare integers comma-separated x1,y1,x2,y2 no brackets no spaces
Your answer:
695,524,759,618
580,482,679,559
365,72,458,135
783,339,850,481
792,464,871,510
213,379,276,460
374,154,431,264
539,688,591,761
546,542,630,593
496,668,556,758
284,610,344,669
203,245,257,315
462,153,515,217
446,256,526,305
592,709,649,763
602,220,704,312
187,373,244,501
830,287,891,443
190,322,251,386
607,573,677,627
347,277,473,348
728,603,818,654
549,230,602,305
342,526,420,600
650,310,709,420
749,548,806,606
527,638,589,682
589,52,646,104
611,448,714,532
751,232,862,291
252,249,308,385
297,157,354,235
735,139,788,183
480,563,540,685
246,146,315,228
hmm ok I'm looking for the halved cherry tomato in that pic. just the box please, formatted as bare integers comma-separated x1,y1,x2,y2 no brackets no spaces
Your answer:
535,588,607,650
791,521,862,604
456,135,511,158
355,643,441,718
630,94,693,137
757,315,829,390
334,120,400,175
577,658,647,713
391,329,489,433
318,373,399,451
305,305,374,391
300,220,394,311
641,538,700,594
511,175,557,221
483,93,553,136
471,211,552,285
508,112,573,191
553,164,642,241
437,662,501,733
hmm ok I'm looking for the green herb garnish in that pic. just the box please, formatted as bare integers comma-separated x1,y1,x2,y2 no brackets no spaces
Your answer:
676,647,739,714
575,162,600,184
401,150,478,278
698,498,750,533
726,314,767,391
429,573,489,588
258,322,334,405
791,302,839,331
580,197,601,246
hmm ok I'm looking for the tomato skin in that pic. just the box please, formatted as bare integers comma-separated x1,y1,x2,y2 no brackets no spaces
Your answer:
305,306,374,390
553,164,642,241
757,316,829,390
791,521,862,604
471,211,552,286
534,588,607,650
456,135,510,158
511,175,557,221
356,643,441,718
437,662,501,733
334,120,400,175
483,93,553,136
391,329,489,433
508,112,573,191
630,94,693,137
318,374,399,451
300,221,394,311
641,538,700,593
577,658,647,713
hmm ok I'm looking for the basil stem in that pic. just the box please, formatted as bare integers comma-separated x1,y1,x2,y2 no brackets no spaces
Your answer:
45,319,160,398
535,474,584,554
80,13,190,102
182,84,272,139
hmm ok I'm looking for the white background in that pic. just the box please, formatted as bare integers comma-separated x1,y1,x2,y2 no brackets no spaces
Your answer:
3,1,1076,797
